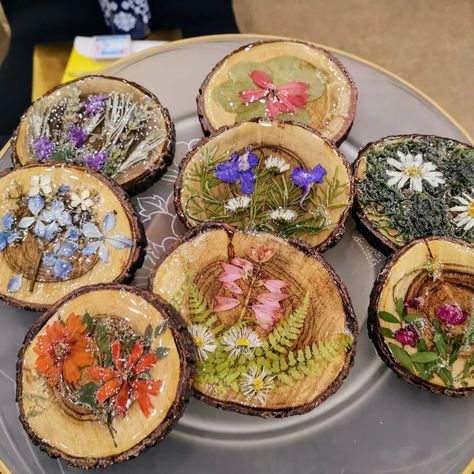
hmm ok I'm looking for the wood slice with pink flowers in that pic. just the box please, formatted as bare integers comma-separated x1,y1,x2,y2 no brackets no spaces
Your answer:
149,223,357,416
368,236,474,396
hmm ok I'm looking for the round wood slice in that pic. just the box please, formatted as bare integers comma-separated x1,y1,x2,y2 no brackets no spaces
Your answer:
149,223,357,417
196,40,357,144
16,284,195,468
368,236,474,396
12,75,175,195
175,119,354,252
354,134,474,255
0,163,146,311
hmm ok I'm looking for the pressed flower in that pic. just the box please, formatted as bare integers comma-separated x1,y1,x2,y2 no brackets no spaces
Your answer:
218,257,253,294
291,164,327,209
214,295,240,312
89,340,161,417
252,303,281,332
189,324,217,360
70,189,94,210
247,246,275,263
450,189,474,231
404,297,424,308
34,313,93,386
33,137,55,160
385,151,445,192
264,156,290,173
18,196,58,240
28,175,52,197
394,324,420,347
84,94,108,115
68,124,88,148
224,195,251,213
240,70,309,119
263,279,290,293
42,241,78,279
437,304,468,326
0,213,20,251
7,274,22,293
83,150,109,171
221,326,262,357
240,366,275,405
215,149,259,194
423,258,443,279
269,208,297,223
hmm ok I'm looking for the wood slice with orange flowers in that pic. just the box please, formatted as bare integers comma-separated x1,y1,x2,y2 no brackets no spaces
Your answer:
149,223,357,416
16,284,195,468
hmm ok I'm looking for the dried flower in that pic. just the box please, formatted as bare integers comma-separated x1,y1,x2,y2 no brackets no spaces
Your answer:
394,324,420,347
189,325,217,360
240,366,275,405
404,297,424,308
224,195,251,213
33,137,55,160
437,304,468,326
221,327,262,357
83,150,108,171
269,208,297,223
84,94,108,115
264,156,290,173
291,164,327,209
67,124,88,148
215,149,259,195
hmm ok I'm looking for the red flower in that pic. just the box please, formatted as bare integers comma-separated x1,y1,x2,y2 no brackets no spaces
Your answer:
89,340,162,418
240,70,309,118
34,313,93,386
394,324,420,347
437,304,468,326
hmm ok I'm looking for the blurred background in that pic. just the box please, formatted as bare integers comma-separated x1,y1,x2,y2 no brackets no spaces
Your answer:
0,0,472,144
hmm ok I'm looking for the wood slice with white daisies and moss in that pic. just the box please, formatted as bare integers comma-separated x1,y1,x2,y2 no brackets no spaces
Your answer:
175,119,353,252
354,135,474,255
149,223,357,416
12,75,175,195
197,40,357,144
16,284,194,468
0,163,145,311
368,236,474,396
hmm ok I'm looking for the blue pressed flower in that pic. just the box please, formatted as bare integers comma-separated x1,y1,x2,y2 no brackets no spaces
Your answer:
291,164,327,209
33,137,55,160
57,184,70,194
18,195,50,238
42,251,73,279
40,200,72,239
68,124,88,148
65,226,81,241
7,274,22,293
0,213,20,251
215,149,259,195
81,211,133,263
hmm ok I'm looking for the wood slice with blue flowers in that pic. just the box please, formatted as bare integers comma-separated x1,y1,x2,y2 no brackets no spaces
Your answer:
368,236,474,396
174,119,354,252
11,75,175,195
354,135,474,255
0,163,146,311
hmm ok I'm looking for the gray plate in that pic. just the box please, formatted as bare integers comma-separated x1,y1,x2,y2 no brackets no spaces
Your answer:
1,35,473,474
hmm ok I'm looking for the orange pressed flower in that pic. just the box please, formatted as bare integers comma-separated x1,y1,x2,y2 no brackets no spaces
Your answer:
34,313,94,386
89,340,162,418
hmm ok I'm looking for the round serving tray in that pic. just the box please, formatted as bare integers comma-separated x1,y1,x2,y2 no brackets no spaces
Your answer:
0,34,472,474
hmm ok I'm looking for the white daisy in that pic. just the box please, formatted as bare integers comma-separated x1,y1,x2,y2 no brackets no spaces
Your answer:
264,156,290,173
221,326,262,357
28,175,52,197
240,366,275,405
450,189,474,231
224,195,251,213
269,207,297,223
385,151,445,192
70,189,94,210
189,324,217,361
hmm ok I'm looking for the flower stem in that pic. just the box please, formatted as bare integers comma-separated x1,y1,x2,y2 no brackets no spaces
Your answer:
237,262,262,323
29,250,43,293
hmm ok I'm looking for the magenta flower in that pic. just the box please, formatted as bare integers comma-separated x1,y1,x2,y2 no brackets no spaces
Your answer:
33,137,55,160
291,164,327,209
215,149,259,194
83,150,108,171
68,124,88,148
84,94,108,115
437,304,468,326
394,324,420,347
405,297,424,308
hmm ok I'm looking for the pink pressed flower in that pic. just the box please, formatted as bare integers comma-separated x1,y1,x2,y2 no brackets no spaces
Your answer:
394,324,420,347
256,292,289,307
247,246,275,263
252,304,281,332
405,297,424,308
437,304,468,326
240,70,309,119
263,279,290,293
222,281,244,295
220,262,245,281
230,257,253,275
214,296,240,312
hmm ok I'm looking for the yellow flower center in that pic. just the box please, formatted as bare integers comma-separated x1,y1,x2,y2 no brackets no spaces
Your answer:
404,165,423,178
468,202,474,218
193,336,205,348
236,337,250,347
253,378,264,391
54,341,70,360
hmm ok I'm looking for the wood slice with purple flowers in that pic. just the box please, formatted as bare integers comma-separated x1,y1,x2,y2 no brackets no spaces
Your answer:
175,119,353,252
368,236,474,396
0,163,146,312
12,75,175,195
149,223,357,416
196,40,357,144
16,284,195,468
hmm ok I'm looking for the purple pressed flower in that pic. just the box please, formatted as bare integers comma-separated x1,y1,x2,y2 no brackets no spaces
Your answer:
394,324,420,347
33,137,55,160
83,150,108,171
290,164,327,209
68,124,88,148
437,304,468,326
405,297,424,308
84,94,108,115
215,149,259,195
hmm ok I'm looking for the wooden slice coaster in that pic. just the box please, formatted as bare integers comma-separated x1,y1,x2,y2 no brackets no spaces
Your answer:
149,223,357,417
197,40,357,144
354,134,474,255
175,119,354,252
16,284,195,468
0,163,146,311
12,75,175,195
368,236,474,396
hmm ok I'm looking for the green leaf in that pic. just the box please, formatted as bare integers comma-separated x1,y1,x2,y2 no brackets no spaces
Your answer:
144,324,153,342
460,315,474,352
212,80,251,113
395,298,405,318
403,314,420,323
155,346,170,359
433,330,447,360
380,327,395,339
388,343,413,371
278,108,311,125
410,352,440,363
228,61,271,82
378,311,399,324
76,382,98,409
234,101,267,122
437,367,453,388
155,320,168,337
82,312,94,333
